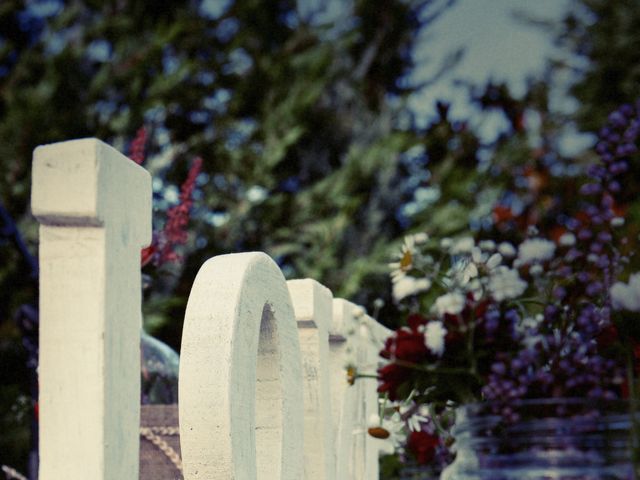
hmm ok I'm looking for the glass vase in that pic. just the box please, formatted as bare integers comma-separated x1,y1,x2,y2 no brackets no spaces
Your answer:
141,329,180,405
441,398,637,480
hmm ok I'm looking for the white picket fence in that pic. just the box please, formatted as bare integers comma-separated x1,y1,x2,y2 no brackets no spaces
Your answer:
31,138,391,480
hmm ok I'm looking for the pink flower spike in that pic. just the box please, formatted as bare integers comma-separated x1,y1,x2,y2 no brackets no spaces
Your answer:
154,156,203,266
129,126,148,165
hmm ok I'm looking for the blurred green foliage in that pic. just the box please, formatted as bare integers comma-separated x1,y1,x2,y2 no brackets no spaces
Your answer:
557,0,640,132
0,0,462,473
0,0,639,476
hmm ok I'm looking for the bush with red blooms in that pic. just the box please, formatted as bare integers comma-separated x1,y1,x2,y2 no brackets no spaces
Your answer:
368,102,640,472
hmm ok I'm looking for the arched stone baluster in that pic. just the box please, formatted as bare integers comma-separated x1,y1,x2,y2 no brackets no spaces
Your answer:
287,279,335,480
179,253,304,480
32,139,152,480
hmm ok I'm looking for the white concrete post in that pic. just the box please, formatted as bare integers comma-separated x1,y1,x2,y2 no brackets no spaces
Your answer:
32,139,152,480
330,300,391,480
359,314,392,480
287,279,335,480
179,252,304,480
330,298,359,479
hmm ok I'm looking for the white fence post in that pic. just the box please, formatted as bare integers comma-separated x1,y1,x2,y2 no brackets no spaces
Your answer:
287,279,335,480
330,300,390,480
179,253,305,480
358,314,392,480
32,139,151,480
330,298,359,479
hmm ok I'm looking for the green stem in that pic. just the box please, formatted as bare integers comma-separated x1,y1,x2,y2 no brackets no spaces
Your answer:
392,358,473,376
354,373,379,380
428,403,449,437
508,297,546,307
468,320,477,376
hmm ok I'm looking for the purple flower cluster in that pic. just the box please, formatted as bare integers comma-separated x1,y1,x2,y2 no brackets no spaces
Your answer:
586,101,640,217
481,104,640,410
483,327,621,420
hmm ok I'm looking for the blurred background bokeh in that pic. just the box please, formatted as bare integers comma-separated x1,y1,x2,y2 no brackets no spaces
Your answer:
1,0,639,476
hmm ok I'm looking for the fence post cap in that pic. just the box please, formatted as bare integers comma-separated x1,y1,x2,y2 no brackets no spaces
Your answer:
32,137,151,245
287,278,333,329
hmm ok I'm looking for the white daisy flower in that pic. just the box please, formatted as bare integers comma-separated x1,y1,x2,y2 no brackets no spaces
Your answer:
435,292,466,316
389,234,426,281
488,266,527,301
458,248,502,286
517,238,556,264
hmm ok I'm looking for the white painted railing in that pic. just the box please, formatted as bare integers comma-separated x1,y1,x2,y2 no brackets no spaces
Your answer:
31,139,391,480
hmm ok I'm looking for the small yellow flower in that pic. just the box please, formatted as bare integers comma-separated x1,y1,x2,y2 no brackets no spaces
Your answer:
400,248,413,270
347,366,357,385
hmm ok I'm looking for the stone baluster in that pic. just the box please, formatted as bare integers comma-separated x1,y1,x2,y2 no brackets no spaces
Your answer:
32,139,151,480
287,279,335,480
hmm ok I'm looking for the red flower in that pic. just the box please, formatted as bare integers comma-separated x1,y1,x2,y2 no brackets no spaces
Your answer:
383,328,428,363
407,313,427,330
492,204,514,224
407,430,439,464
140,244,157,267
378,320,430,400
549,226,568,244
377,363,411,400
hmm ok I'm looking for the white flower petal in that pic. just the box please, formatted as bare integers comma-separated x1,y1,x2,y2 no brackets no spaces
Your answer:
517,238,556,264
435,292,465,316
425,321,447,356
488,266,527,301
451,237,475,254
611,279,640,312
392,276,431,302
486,253,503,270
498,242,517,258
559,233,576,246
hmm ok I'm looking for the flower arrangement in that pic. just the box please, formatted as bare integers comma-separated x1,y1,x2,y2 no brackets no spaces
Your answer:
372,101,640,473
